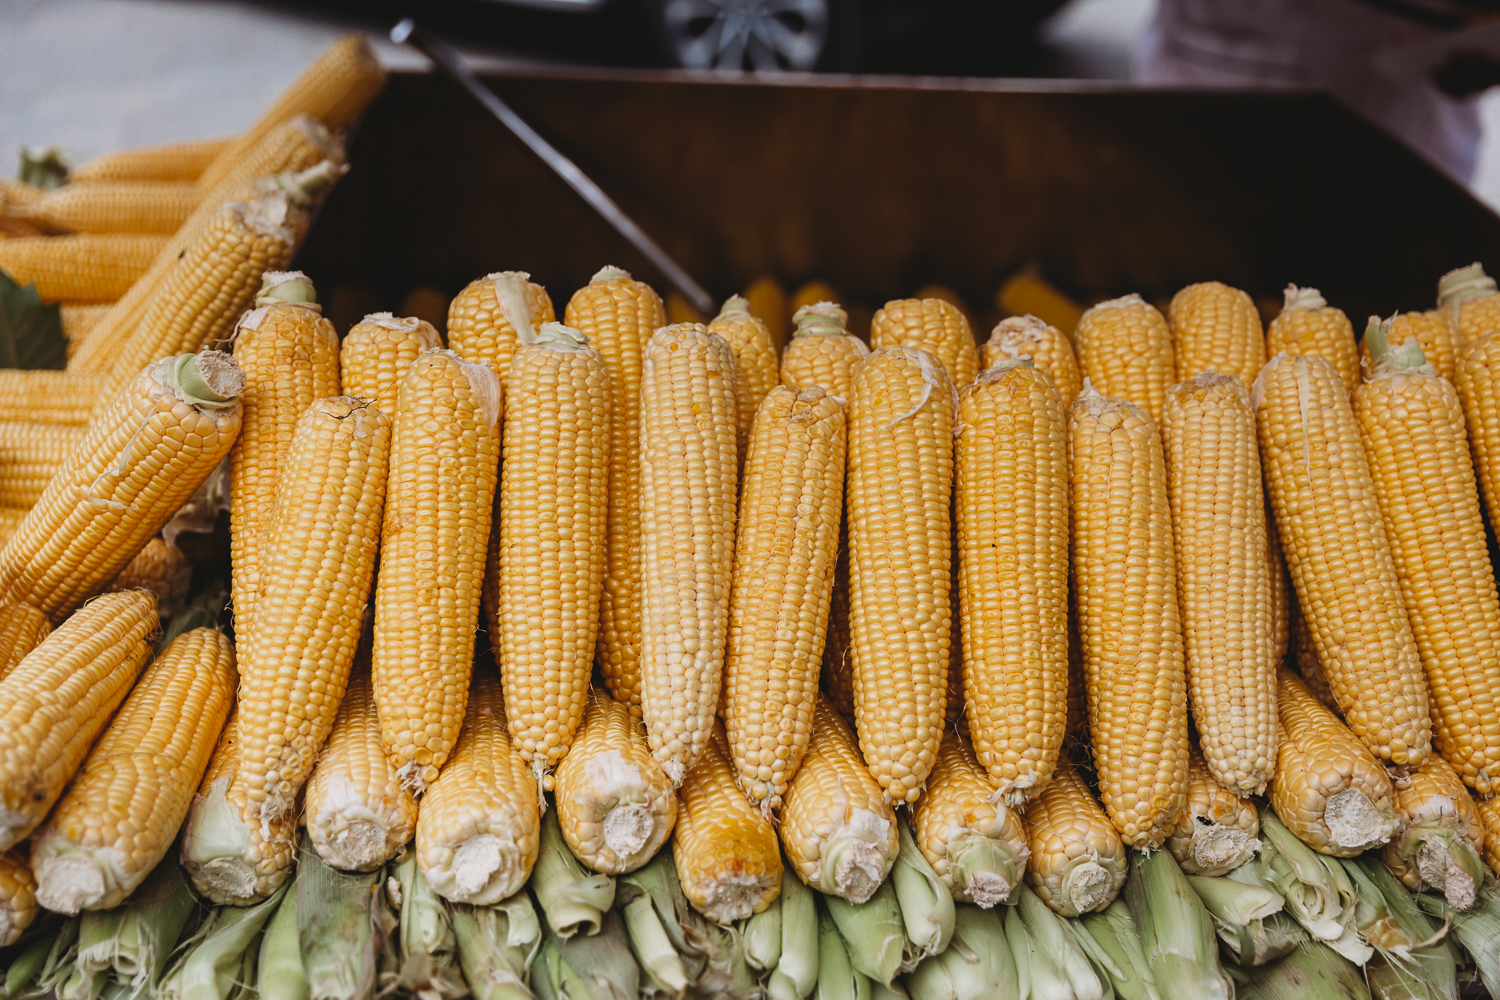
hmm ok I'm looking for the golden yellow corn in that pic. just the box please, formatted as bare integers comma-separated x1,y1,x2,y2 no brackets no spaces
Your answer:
674,723,783,922
742,274,790,352
1161,373,1278,797
0,601,49,683
489,323,610,782
780,302,869,398
0,351,243,622
31,628,234,912
1455,332,1500,556
416,671,540,905
238,397,392,822
1070,387,1190,848
1072,294,1175,424
1023,763,1127,917
106,537,192,617
0,590,156,851
1360,311,1462,383
13,180,200,235
724,386,846,810
847,346,954,804
1476,794,1500,876
0,848,37,947
957,360,1069,805
0,370,106,425
374,351,501,792
564,266,666,715
1255,353,1431,764
1164,747,1260,877
305,663,418,872
60,302,113,358
1382,754,1485,909
1438,262,1500,346
339,312,441,414
870,297,979,388
708,295,779,457
229,272,340,636
980,314,1082,408
913,732,1029,906
0,511,26,553
0,232,163,301
0,420,85,508
996,269,1085,336
446,271,555,384
70,136,232,184
1268,503,1291,663
553,689,677,875
1264,285,1361,395
1168,281,1265,388
639,324,739,785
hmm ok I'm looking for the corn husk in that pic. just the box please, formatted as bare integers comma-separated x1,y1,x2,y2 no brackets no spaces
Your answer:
825,879,909,986
891,820,954,962
532,810,615,940
258,887,308,1000
1259,807,1369,964
297,838,381,1000
155,887,286,1000
386,853,466,1000
620,889,688,995
871,983,909,1000
1124,850,1232,1000
814,904,869,1000
767,869,818,1000
1419,878,1500,997
3,917,64,999
57,861,198,1000
1187,873,1300,965
1012,881,1110,999
533,909,638,1000
450,894,542,1000
744,894,781,973
1234,941,1371,1000
1339,859,1456,1000
616,848,743,995
903,904,1017,1000
1075,900,1161,1000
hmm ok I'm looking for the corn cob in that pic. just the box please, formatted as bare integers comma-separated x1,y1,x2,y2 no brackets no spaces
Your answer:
0,179,42,212
553,689,677,875
1023,763,1128,917
60,302,112,356
1071,294,1176,423
1268,503,1291,663
1264,286,1361,395
1168,281,1266,388
1255,353,1432,763
0,590,157,851
179,710,298,904
639,324,739,784
725,386,846,810
1438,262,1500,346
31,627,235,912
1070,387,1191,848
1476,794,1500,876
195,33,384,192
980,314,1082,408
305,663,418,873
779,696,898,903
0,601,48,683
1160,372,1278,797
339,312,442,413
416,671,541,905
916,282,974,319
997,269,1086,336
0,511,26,552
674,723,783,922
821,540,854,722
1271,667,1398,856
1455,332,1500,551
742,274,790,351
708,295,780,457
0,217,44,239
0,421,85,508
780,302,869,397
12,180,200,235
0,371,106,425
957,359,1069,805
1382,754,1485,909
490,323,610,782
1360,310,1462,383
1164,746,1259,877
1291,609,1340,711
870,297,979,388
70,136,232,184
563,266,666,715
106,537,192,617
913,731,1030,906
447,271,555,384
1354,332,1500,791
0,232,164,301
238,398,392,822
0,351,243,622
846,346,954,804
0,848,36,946
375,351,502,792
1065,599,1087,739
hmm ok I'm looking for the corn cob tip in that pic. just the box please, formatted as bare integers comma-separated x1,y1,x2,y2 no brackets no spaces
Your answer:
1413,831,1478,910
533,320,589,350
792,301,849,332
256,270,318,306
417,347,502,427
180,776,269,904
819,809,890,904
32,851,114,916
1323,787,1397,851
1060,860,1116,915
949,835,1026,907
1080,292,1148,318
591,265,632,282
1362,319,1432,378
974,355,1034,384
261,159,348,209
157,350,245,408
1280,284,1327,314
1438,262,1495,307
1181,825,1258,874
716,294,751,317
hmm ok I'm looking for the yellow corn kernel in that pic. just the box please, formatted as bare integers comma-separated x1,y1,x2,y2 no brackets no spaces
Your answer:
981,315,1082,408
0,848,37,947
60,302,113,359
1072,294,1175,424
913,732,1029,906
0,512,27,554
0,601,49,684
1023,763,1127,917
340,312,442,415
780,302,869,398
70,136,232,184
13,180,201,235
1454,332,1500,567
446,271,555,384
0,371,106,425
1168,280,1265,389
1382,754,1486,909
1264,285,1360,395
1164,747,1260,876
106,537,192,618
870,297,979,388
821,540,854,725
0,232,164,301
1268,503,1291,664
1475,794,1500,876
1438,262,1500,347
0,420,85,509
708,295,780,458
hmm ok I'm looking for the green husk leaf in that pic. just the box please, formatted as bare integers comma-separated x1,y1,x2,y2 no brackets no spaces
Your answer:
3,919,62,998
297,837,381,1000
814,905,869,1000
532,811,615,940
1343,858,1455,1000
870,982,909,999
17,148,68,190
384,853,465,999
450,894,542,1000
1125,850,1232,1000
1078,900,1162,1000
1235,940,1371,1000
1188,874,1285,925
0,270,65,370
903,904,1017,1000
618,848,724,988
89,860,198,998
891,820,953,960
1420,878,1500,996
769,869,817,1000
743,894,781,972
1259,807,1366,962
155,887,285,1000
621,895,687,995
824,879,908,985
1005,898,1064,999
535,909,637,1000
29,915,81,999
1219,910,1308,968
1014,881,1110,1000
258,886,308,1000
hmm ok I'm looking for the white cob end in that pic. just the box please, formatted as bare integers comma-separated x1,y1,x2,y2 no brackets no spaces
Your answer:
701,872,774,924
1062,861,1113,916
965,871,1013,909
1324,789,1388,850
1417,837,1478,911
1189,826,1260,875
602,804,653,860
453,835,505,896
33,852,108,915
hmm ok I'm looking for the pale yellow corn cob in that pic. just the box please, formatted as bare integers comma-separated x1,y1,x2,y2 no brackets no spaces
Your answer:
957,360,1069,805
1161,372,1278,797
60,302,113,358
847,347,953,804
1264,286,1360,395
0,601,49,683
1255,353,1432,764
1165,747,1260,876
708,295,780,457
106,537,192,618
1268,503,1291,663
1455,332,1500,573
446,271,555,383
0,848,37,946
13,180,201,235
228,272,341,636
305,663,417,872
1382,754,1486,909
0,232,163,301
490,324,610,782
1070,387,1190,848
0,420,86,508
416,672,540,905
1168,281,1265,388
742,275,790,352
1072,294,1176,424
0,371,106,425
674,723,783,923
725,386,846,810
639,324,739,785
554,689,677,875
339,312,441,414
780,302,869,398
1476,794,1500,876
980,314,1082,408
31,627,234,912
0,512,26,554
1271,667,1398,856
1023,763,1127,917
870,297,979,388
0,352,243,622
70,136,232,184
0,590,157,851
563,266,665,715
1438,262,1500,347
913,732,1030,906
1360,310,1462,383
374,351,501,792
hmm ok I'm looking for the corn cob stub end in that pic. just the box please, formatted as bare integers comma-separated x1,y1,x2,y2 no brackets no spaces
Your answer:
1362,317,1433,379
1323,787,1396,852
591,264,632,283
255,270,319,308
1059,859,1116,916
1279,284,1327,315
155,350,245,410
818,808,891,905
948,833,1024,907
792,301,849,334
1438,262,1496,308
532,320,589,351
